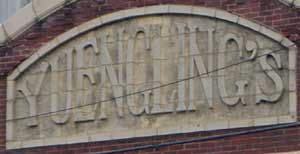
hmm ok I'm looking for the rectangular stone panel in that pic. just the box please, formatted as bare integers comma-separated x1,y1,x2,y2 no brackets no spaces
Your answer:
6,13,296,149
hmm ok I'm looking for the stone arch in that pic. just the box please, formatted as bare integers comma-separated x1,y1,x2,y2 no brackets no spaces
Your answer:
5,4,298,149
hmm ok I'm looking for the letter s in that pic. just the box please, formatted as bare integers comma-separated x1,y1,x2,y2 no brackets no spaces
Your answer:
256,49,284,103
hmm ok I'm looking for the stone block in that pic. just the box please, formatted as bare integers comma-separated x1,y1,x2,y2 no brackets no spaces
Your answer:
281,37,295,47
169,5,192,14
216,10,239,23
278,0,294,6
0,24,7,44
289,70,296,91
22,139,44,148
294,0,300,7
229,119,253,128
6,142,22,149
260,26,283,42
67,134,89,144
44,137,67,146
3,3,37,39
157,126,181,135
254,117,278,126
111,130,135,140
288,46,297,70
289,92,297,114
180,124,205,133
145,5,169,15
206,120,229,130
238,17,261,32
17,53,39,75
101,10,125,24
32,0,65,18
278,115,296,124
78,18,102,34
123,7,145,19
6,81,15,100
36,39,59,58
7,68,20,81
89,132,112,142
57,27,80,45
192,6,216,17
135,128,157,137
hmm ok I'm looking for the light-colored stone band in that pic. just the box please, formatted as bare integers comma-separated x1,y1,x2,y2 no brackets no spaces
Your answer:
6,115,297,149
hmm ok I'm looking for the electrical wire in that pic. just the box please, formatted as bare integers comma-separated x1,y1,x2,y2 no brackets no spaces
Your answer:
6,45,282,101
4,45,294,123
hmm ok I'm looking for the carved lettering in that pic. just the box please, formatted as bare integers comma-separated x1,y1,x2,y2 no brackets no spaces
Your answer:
176,23,187,112
50,51,72,124
74,39,98,122
9,15,293,145
188,25,214,109
218,33,248,106
97,33,124,119
256,49,284,103
17,62,49,127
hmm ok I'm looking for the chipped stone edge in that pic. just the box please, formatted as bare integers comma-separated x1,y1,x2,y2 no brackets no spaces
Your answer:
6,4,298,149
0,0,79,46
6,115,296,149
32,0,77,20
278,0,300,8
2,3,37,42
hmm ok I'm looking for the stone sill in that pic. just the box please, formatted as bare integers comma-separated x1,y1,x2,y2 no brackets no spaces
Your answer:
6,115,296,149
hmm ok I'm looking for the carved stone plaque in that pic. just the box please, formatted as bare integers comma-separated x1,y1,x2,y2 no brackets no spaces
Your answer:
6,6,297,149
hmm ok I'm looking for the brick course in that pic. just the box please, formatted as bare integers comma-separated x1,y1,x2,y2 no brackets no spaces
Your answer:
0,0,300,154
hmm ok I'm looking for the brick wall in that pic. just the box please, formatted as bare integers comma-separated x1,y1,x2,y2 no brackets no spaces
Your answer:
0,0,300,153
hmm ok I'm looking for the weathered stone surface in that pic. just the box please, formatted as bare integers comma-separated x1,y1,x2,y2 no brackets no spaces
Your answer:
6,13,296,149
3,3,37,39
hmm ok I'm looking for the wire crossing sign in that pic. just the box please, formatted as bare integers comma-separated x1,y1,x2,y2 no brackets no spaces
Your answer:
6,5,297,149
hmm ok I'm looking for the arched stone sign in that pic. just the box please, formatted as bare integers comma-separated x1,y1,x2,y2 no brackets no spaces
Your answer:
6,5,297,149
